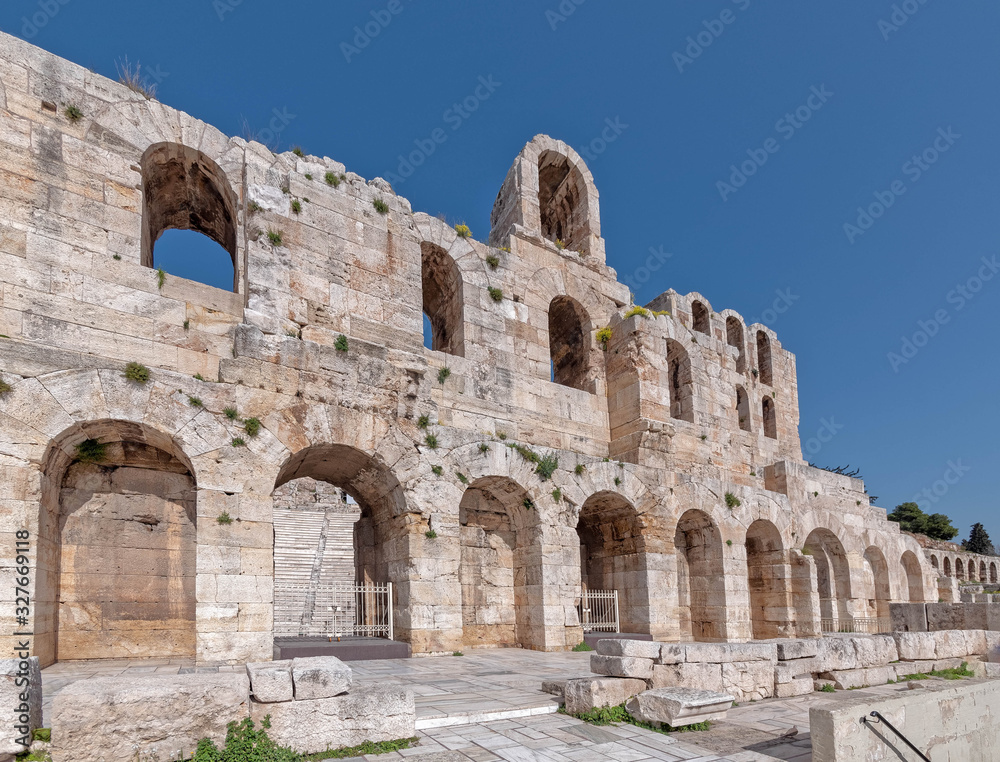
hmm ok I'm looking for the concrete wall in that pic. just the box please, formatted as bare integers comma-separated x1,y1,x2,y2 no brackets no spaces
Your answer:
810,679,1000,762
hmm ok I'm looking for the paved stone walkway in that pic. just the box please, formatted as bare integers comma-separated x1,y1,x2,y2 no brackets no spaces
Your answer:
39,648,926,761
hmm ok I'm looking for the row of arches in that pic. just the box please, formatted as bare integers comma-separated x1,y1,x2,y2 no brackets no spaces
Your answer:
930,553,998,583
722,312,773,384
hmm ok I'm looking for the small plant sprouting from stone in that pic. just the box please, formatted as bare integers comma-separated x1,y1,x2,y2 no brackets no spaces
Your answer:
325,171,340,187
156,267,166,289
194,373,206,381
217,511,233,525
454,223,471,238
749,470,756,476
551,487,562,502
813,491,819,497
373,198,389,214
488,287,503,303
819,683,835,693
438,367,451,384
0,378,11,396
64,104,83,122
478,443,489,454
116,57,157,99
456,472,469,484
751,368,759,378
575,464,585,476
856,500,861,506
292,146,304,157
183,319,190,330
304,173,313,180
187,395,203,407
700,434,707,441
614,476,621,486
596,326,612,350
536,453,558,481
231,437,246,447
291,200,302,215
267,229,283,246
223,406,239,420
572,641,593,652
496,431,507,440
801,547,813,556
523,497,535,510
486,254,500,270
452,650,464,656
424,434,438,449
417,415,430,429
425,529,437,539
113,254,122,260
726,539,733,546
124,361,150,384
243,417,262,437
431,465,443,476
724,492,741,509
555,238,566,250
624,305,651,319
335,334,349,352
74,438,107,464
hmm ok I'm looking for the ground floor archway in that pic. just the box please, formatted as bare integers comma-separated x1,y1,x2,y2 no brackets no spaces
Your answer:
675,509,726,642
803,528,852,624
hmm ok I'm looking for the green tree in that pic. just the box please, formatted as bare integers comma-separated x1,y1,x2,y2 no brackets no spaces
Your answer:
887,502,958,541
962,523,995,555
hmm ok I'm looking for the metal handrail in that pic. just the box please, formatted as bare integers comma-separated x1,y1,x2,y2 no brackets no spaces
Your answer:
862,711,930,762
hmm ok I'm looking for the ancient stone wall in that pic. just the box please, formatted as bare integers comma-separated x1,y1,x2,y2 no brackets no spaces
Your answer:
0,31,939,664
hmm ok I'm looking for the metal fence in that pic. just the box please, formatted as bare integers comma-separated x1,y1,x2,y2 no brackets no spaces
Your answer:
821,616,891,634
578,589,620,633
274,581,393,640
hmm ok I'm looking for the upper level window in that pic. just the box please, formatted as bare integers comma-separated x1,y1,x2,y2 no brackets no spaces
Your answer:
726,317,746,372
692,301,710,334
756,330,773,385
420,243,464,355
549,295,592,392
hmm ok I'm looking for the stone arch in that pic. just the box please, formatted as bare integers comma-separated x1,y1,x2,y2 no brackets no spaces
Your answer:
756,330,773,385
726,315,746,372
956,558,965,580
549,295,593,392
991,562,998,583
141,142,239,291
692,301,710,334
943,556,952,576
38,419,198,666
459,476,539,649
736,385,751,432
762,396,777,439
862,546,892,620
930,554,939,572
901,551,924,602
745,519,789,639
666,338,694,423
980,561,988,582
674,509,726,641
421,242,465,355
803,528,852,624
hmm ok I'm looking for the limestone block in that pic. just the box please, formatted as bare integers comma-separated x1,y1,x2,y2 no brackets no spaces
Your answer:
898,660,936,674
773,639,820,661
249,684,414,754
650,662,724,693
246,660,293,703
50,673,250,762
985,631,1000,663
563,677,648,715
657,643,685,664
823,666,896,690
0,657,41,757
893,631,936,661
984,663,1000,678
625,687,734,728
815,637,858,671
590,654,653,680
683,642,776,664
853,635,898,667
291,656,353,700
721,661,774,701
932,657,967,671
774,675,814,698
775,659,817,684
933,630,970,659
964,629,987,657
596,638,661,659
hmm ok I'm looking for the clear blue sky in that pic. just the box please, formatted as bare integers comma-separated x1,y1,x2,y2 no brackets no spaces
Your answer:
5,1,999,546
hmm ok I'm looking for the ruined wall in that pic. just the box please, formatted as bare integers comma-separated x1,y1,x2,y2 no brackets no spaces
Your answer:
0,31,938,664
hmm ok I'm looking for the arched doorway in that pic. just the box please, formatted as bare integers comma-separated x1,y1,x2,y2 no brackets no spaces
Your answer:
862,546,892,620
746,520,791,639
901,551,924,602
39,420,197,666
803,529,852,626
943,557,952,577
675,510,726,642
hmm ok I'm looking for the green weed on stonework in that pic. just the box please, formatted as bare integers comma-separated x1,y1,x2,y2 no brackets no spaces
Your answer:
572,641,593,652
74,439,106,464
563,703,709,734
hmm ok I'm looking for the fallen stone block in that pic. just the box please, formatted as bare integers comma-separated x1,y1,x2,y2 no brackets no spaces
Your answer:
0,656,41,758
683,642,776,664
50,673,250,762
822,666,896,690
563,677,648,715
650,662,724,692
773,639,820,661
893,631,936,661
774,675,813,698
596,638,661,660
815,637,858,671
722,661,774,701
247,660,293,703
590,654,654,680
626,687,734,728
251,683,414,754
852,635,898,667
292,656,353,700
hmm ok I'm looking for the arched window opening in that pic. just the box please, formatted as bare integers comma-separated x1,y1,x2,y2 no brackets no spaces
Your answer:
902,551,924,602
980,561,987,581
956,558,965,580
549,296,592,392
930,554,939,572
666,339,694,423
726,316,746,372
762,396,777,439
141,143,238,292
991,563,998,583
736,386,751,432
675,510,726,642
692,301,710,334
756,331,773,385
538,150,587,251
943,557,952,577
421,243,464,355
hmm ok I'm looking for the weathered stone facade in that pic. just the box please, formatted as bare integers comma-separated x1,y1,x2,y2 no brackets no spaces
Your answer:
0,32,938,666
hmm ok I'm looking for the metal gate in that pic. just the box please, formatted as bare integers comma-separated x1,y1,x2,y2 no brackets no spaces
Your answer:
821,616,890,634
274,581,393,640
578,589,620,633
